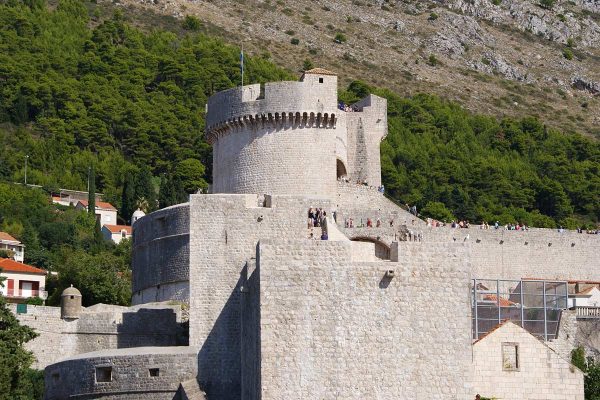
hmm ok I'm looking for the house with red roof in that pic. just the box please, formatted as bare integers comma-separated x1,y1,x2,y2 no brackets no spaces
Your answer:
569,285,600,308
75,200,118,227
0,258,47,302
0,231,25,262
102,224,132,244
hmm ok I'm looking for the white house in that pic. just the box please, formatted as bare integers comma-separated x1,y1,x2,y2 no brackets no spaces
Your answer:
52,189,104,207
0,232,25,262
102,224,132,244
0,258,47,301
569,286,600,308
76,200,118,227
471,321,584,400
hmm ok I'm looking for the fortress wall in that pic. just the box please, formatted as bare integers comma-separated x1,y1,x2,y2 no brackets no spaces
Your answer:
188,194,333,400
44,347,198,400
415,227,600,281
132,203,190,303
9,304,78,369
211,123,338,197
11,304,182,369
344,95,387,187
206,77,338,130
252,240,473,400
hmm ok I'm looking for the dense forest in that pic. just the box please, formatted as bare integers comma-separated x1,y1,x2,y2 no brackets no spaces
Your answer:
0,0,598,298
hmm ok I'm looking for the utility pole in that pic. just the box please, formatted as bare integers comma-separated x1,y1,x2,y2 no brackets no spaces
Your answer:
24,155,29,186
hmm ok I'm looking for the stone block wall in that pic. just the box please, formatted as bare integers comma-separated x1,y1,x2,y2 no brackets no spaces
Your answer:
548,309,600,360
44,346,198,400
471,322,584,400
211,123,338,197
132,203,190,304
188,194,333,400
248,239,473,400
10,303,183,369
206,76,338,131
344,94,387,187
415,227,600,281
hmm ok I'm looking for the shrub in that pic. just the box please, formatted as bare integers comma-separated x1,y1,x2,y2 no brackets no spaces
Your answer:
290,37,300,45
182,15,201,31
302,59,313,71
562,48,574,60
284,29,295,35
428,12,438,21
427,54,438,66
334,32,347,43
539,0,556,9
566,37,575,48
491,0,501,5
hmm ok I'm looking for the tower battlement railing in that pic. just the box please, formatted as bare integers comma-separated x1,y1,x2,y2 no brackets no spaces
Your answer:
206,77,339,137
206,111,337,144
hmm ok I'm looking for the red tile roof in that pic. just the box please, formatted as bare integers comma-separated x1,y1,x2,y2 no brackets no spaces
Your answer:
483,294,517,307
103,225,132,234
0,232,20,243
577,286,599,295
77,200,117,211
0,258,46,275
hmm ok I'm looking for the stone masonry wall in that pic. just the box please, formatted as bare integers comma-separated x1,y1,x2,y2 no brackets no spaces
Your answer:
548,309,600,361
211,123,338,197
44,346,198,400
471,322,584,400
344,94,387,188
132,203,190,304
207,73,341,198
416,227,600,281
10,303,183,369
250,239,473,400
188,194,334,400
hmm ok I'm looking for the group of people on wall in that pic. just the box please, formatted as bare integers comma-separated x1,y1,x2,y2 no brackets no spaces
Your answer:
308,208,329,240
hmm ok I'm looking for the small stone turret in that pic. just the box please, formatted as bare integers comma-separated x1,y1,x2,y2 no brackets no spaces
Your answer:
132,208,146,226
61,285,82,319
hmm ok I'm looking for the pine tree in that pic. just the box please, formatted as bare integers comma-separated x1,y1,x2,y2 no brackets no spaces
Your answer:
134,167,157,212
87,166,96,215
94,218,103,245
158,174,175,209
121,174,136,224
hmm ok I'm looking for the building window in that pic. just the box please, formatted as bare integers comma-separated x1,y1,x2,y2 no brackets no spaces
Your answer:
502,343,519,371
121,231,127,238
52,373,60,383
318,77,324,83
149,368,160,377
95,366,112,383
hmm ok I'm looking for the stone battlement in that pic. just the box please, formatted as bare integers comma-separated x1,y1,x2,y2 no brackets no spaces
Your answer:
206,75,339,137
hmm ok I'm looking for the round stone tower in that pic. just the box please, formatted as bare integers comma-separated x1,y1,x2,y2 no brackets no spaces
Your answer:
206,68,346,198
61,285,82,319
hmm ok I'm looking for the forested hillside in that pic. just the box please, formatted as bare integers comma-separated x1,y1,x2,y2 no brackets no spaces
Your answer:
0,0,598,293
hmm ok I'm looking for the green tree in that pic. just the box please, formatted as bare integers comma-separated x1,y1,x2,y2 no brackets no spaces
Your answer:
175,158,207,194
87,166,96,215
158,174,175,209
421,201,456,222
134,167,157,212
182,15,201,31
120,173,136,224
